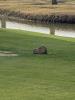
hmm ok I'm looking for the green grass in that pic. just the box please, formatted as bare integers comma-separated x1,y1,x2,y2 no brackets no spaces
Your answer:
0,29,75,100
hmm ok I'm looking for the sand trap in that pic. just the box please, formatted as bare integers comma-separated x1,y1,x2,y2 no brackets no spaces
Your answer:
0,51,18,56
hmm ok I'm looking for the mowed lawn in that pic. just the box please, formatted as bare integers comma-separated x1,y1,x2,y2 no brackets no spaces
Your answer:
0,29,75,100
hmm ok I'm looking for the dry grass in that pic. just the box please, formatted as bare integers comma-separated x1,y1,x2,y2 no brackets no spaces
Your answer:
0,1,75,15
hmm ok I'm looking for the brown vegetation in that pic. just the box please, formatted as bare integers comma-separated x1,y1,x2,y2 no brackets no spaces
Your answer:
0,1,75,23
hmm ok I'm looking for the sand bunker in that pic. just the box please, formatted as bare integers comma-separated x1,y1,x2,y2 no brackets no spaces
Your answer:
0,51,18,56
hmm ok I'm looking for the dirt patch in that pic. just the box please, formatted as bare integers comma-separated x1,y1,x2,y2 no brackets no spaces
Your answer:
0,51,18,56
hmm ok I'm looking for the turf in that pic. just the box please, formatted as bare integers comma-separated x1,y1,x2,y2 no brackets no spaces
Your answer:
0,29,75,100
